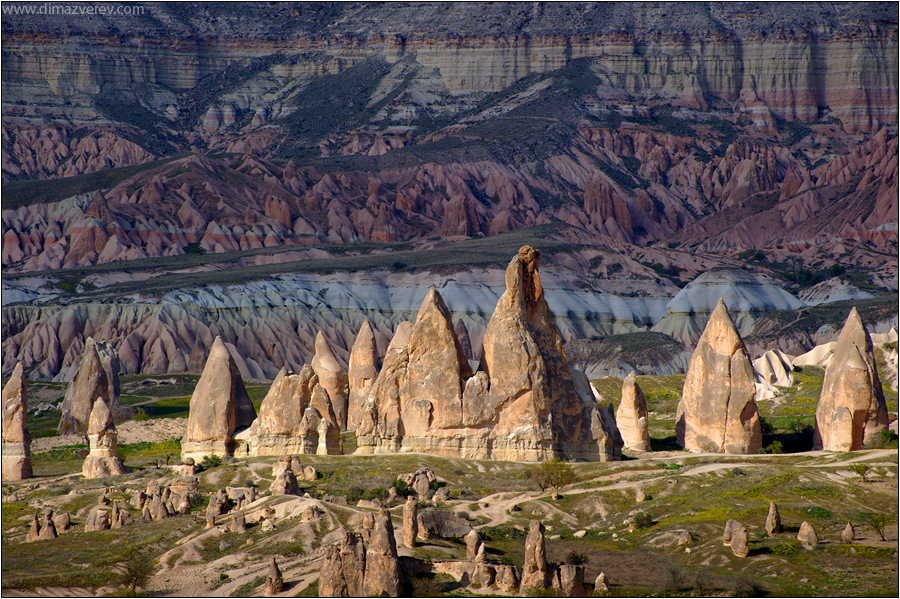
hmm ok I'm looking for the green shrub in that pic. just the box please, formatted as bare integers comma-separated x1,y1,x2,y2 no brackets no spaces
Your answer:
633,511,653,529
849,463,871,482
770,542,800,556
565,551,588,565
525,459,576,492
200,455,223,471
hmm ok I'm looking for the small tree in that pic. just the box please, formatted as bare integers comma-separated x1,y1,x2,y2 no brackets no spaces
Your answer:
121,548,154,592
526,459,576,492
865,512,888,542
849,463,871,483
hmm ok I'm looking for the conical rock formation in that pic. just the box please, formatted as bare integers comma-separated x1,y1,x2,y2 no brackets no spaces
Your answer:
814,308,889,451
82,397,128,478
361,509,401,597
357,246,620,461
265,557,283,595
676,299,762,454
347,321,379,431
311,332,348,431
2,362,32,481
58,338,125,434
616,372,650,451
182,336,256,461
522,519,549,589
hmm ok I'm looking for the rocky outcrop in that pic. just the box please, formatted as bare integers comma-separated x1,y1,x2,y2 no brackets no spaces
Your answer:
676,299,762,454
311,332,348,431
522,520,549,590
399,467,436,499
347,321,378,431
357,246,621,461
814,308,890,451
555,564,585,597
246,364,341,456
182,336,256,461
320,532,367,597
58,337,125,434
841,522,855,544
269,458,300,496
85,505,110,531
616,372,650,451
465,529,482,560
798,521,818,550
402,496,418,548
765,502,782,536
417,508,473,541
361,510,402,597
265,558,283,596
82,396,128,478
730,525,750,557
2,362,32,481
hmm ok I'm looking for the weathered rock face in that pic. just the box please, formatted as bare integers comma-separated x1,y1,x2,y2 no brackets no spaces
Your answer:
85,505,110,531
455,319,475,361
841,522,855,544
766,502,782,536
730,525,750,557
269,458,300,496
357,247,620,461
246,364,340,456
595,572,610,593
311,332,348,431
556,564,585,598
402,496,418,548
265,558,283,596
361,509,402,598
417,508,473,540
814,308,890,451
320,532,368,597
182,336,256,461
722,518,740,545
616,372,650,451
58,337,125,434
522,520,549,589
676,299,762,454
2,362,32,481
348,321,379,431
82,396,127,478
798,521,818,550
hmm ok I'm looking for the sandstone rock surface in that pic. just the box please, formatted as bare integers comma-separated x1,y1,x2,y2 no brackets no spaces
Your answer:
798,521,818,550
417,508,473,540
616,372,650,451
766,502,782,536
182,336,256,460
311,332,348,431
58,338,125,434
347,321,378,431
82,397,127,478
2,362,32,481
814,308,890,451
357,246,621,461
730,525,749,557
265,558,283,596
676,299,762,454
402,495,418,548
841,522,855,544
362,509,401,597
320,532,367,597
522,519,549,589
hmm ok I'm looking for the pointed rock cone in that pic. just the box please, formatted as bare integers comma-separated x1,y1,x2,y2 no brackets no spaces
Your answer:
676,299,762,454
265,557,283,595
355,321,413,444
454,319,474,361
404,287,472,430
311,332,348,431
798,521,818,550
402,495,418,548
522,519,549,589
182,336,256,461
37,511,57,540
814,308,889,451
230,511,247,533
841,522,855,544
2,362,32,481
362,509,401,597
58,337,123,434
82,397,128,478
765,502,782,535
26,513,40,542
321,533,367,597
348,321,379,431
616,372,650,451
595,572,610,593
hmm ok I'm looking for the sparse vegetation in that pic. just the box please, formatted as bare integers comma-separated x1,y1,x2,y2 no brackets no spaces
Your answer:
525,459,577,492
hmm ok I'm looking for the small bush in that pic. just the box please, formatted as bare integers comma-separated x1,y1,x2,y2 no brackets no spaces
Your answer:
565,551,588,565
770,542,800,556
132,408,150,422
849,463,871,482
200,455,223,470
633,511,653,529
120,548,154,592
525,459,576,492
392,478,412,498
761,440,784,454
802,506,831,519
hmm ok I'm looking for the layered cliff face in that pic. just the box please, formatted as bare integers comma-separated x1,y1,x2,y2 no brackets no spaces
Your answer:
1,3,897,381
